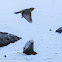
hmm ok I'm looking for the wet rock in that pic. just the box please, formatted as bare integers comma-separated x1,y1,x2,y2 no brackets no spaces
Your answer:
23,40,37,55
0,32,22,47
56,27,62,33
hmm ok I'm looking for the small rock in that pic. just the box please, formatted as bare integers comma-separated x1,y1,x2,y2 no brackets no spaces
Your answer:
4,55,6,58
23,40,37,55
56,27,62,33
49,29,52,31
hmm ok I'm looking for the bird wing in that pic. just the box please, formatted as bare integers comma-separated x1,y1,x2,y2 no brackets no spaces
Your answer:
22,12,32,23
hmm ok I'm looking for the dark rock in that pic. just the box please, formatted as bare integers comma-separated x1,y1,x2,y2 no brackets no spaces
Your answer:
4,55,6,58
56,27,62,33
23,40,37,55
49,29,52,31
0,32,22,47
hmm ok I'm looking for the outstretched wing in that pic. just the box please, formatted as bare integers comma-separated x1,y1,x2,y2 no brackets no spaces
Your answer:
22,12,32,23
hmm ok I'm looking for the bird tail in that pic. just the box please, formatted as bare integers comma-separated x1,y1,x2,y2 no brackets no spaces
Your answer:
14,11,22,14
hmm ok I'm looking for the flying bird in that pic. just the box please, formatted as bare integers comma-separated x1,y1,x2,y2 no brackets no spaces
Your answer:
14,8,34,23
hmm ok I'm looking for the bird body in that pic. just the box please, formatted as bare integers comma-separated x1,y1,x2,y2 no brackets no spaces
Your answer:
14,8,34,23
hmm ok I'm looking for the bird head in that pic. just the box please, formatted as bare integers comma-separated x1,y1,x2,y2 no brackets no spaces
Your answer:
30,8,35,12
